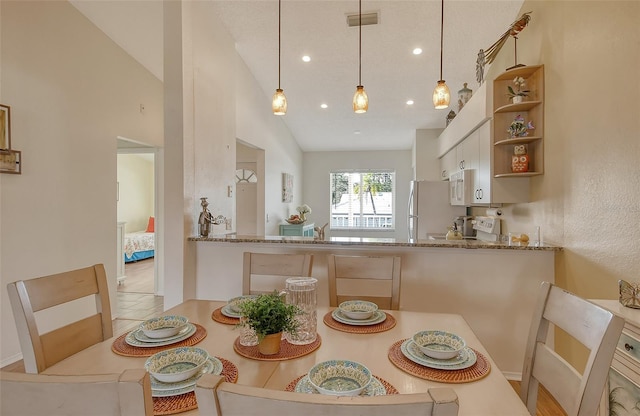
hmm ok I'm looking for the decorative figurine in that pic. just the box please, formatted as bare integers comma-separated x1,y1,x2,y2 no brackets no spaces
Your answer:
481,11,532,70
511,145,529,173
198,197,225,237
507,114,534,138
446,110,456,126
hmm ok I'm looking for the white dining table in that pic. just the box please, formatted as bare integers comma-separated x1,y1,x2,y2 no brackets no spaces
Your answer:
43,300,529,415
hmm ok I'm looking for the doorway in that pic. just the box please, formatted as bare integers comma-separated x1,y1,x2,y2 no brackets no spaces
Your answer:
116,137,163,323
236,140,265,235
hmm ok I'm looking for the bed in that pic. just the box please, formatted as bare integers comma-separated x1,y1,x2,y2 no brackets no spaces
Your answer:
123,231,155,263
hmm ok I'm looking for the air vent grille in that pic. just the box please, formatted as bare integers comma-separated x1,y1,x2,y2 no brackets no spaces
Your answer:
346,12,379,27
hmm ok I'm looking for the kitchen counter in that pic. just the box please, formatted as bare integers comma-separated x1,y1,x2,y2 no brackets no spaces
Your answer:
189,233,559,377
188,234,561,251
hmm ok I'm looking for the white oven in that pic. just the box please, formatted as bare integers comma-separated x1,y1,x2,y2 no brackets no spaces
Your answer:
449,169,473,206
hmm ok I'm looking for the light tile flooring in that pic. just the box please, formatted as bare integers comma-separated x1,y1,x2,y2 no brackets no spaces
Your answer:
114,258,163,335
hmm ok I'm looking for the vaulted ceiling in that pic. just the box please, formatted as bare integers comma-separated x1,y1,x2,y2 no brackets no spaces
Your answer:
71,1,525,152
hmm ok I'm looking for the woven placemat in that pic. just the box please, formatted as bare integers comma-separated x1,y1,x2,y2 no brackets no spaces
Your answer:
284,374,399,395
111,324,207,357
387,339,490,383
152,356,238,416
233,334,321,361
322,311,397,334
211,307,240,325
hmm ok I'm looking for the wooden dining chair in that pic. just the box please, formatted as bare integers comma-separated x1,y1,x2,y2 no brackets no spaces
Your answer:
0,368,153,416
6,263,113,373
195,374,458,415
327,254,401,310
242,252,313,295
520,281,624,416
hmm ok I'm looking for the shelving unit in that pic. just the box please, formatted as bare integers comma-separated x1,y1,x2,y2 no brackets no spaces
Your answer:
279,222,314,237
492,65,544,177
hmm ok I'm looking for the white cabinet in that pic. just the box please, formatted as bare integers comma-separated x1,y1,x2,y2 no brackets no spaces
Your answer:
116,222,126,284
440,147,457,180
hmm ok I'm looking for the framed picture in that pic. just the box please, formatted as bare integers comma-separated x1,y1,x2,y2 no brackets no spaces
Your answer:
0,149,21,174
0,104,10,150
282,173,293,202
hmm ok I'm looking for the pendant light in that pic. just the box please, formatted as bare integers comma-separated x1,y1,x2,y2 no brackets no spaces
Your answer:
352,0,368,113
432,0,450,109
272,0,287,115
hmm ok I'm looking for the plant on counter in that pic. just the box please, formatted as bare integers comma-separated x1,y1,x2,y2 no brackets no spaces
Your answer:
237,291,300,354
296,204,312,221
507,76,530,98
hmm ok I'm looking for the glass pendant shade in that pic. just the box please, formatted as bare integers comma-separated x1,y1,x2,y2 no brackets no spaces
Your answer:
432,80,450,109
353,85,368,113
272,88,287,115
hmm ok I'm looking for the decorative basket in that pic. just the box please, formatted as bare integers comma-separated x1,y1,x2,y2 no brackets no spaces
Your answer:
619,280,640,309
285,219,305,225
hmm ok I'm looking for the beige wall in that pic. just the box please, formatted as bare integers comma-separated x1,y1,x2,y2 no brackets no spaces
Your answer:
0,1,163,364
485,1,640,369
117,154,154,233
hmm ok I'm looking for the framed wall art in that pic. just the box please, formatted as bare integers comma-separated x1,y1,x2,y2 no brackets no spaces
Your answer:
282,173,293,202
0,149,21,174
0,104,10,150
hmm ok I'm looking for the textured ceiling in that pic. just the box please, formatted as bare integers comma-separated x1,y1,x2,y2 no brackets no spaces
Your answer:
72,0,525,152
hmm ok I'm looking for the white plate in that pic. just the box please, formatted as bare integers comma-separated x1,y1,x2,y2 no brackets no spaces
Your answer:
400,339,477,370
125,323,196,348
331,309,387,326
134,323,194,343
295,375,387,396
220,304,242,319
151,356,223,394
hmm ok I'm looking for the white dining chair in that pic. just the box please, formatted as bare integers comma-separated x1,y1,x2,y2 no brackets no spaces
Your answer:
0,368,153,416
6,263,113,373
327,254,401,310
195,374,459,415
520,281,624,416
243,252,313,295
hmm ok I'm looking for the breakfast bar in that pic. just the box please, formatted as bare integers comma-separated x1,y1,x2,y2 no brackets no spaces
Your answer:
188,235,560,377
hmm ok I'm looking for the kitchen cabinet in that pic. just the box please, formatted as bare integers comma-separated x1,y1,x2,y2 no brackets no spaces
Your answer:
492,65,544,177
440,148,457,180
279,222,314,237
590,300,640,416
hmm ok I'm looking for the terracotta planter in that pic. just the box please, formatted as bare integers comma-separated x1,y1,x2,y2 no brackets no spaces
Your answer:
258,332,282,355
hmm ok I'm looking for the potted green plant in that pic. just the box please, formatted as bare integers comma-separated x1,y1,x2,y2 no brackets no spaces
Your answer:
237,291,300,355
507,76,530,103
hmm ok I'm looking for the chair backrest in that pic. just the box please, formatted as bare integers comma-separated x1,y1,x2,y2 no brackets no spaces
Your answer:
327,254,401,310
6,263,113,373
520,281,624,416
195,374,458,416
0,369,153,416
242,252,313,295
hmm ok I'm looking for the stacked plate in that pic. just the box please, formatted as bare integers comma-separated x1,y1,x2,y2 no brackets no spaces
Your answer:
125,315,196,348
145,347,223,397
221,295,258,319
400,333,477,370
331,300,387,326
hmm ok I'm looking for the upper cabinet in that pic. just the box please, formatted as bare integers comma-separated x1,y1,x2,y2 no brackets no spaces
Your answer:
492,65,545,177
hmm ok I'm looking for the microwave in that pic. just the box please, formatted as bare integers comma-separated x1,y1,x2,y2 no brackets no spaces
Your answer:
449,170,473,206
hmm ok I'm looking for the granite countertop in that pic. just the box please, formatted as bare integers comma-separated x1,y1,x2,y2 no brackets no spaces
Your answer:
188,234,561,251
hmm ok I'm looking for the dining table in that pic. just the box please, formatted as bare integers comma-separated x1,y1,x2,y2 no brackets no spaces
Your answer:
42,299,529,416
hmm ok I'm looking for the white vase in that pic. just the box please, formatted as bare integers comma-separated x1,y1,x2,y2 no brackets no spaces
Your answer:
512,96,523,104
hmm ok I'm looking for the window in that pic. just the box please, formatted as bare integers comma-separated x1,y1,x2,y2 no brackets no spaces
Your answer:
330,171,395,230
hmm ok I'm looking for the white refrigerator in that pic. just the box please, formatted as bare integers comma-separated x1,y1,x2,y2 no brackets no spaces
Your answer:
408,180,466,240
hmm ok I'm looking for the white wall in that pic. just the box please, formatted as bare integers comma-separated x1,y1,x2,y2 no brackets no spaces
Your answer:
482,0,640,369
302,150,413,240
117,154,154,232
0,1,163,366
413,129,443,181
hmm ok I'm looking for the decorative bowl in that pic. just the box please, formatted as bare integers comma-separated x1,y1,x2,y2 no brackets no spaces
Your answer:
140,315,189,339
227,295,257,314
285,218,305,225
145,346,210,383
308,360,372,396
412,330,466,360
338,300,378,320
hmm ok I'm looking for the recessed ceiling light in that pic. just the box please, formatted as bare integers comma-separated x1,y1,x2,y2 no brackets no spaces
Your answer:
413,48,422,55
320,103,328,109
354,130,361,135
302,55,311,62
406,100,414,105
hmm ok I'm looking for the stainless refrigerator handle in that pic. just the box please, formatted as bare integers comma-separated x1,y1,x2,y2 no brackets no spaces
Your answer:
407,185,414,239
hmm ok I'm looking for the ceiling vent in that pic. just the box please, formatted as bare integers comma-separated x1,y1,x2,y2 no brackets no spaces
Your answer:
346,11,379,27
